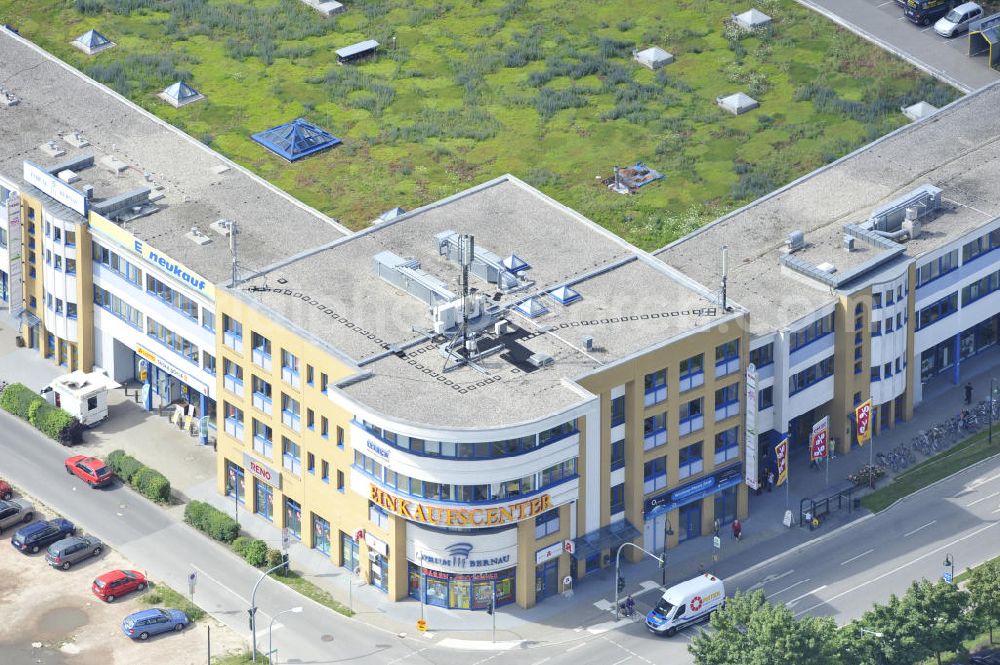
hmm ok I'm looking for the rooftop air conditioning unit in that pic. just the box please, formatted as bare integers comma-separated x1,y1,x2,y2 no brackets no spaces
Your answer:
902,218,922,240
785,230,804,253
843,235,855,252
527,352,554,368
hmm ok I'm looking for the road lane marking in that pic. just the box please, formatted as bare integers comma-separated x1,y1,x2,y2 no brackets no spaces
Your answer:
567,643,586,652
747,569,795,591
841,549,875,566
786,585,826,607
769,579,809,597
190,563,250,605
532,659,551,665
904,520,936,537
968,491,1000,507
794,521,999,618
877,0,893,5
611,658,631,665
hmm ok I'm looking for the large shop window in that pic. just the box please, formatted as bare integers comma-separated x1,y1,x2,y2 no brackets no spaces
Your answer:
410,564,515,611
284,498,302,540
357,419,577,460
312,514,331,555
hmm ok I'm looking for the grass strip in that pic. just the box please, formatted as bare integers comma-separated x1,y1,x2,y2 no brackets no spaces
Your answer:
272,570,354,618
861,430,1000,513
142,582,207,622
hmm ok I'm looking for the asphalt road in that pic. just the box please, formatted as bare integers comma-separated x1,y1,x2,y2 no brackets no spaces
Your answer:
799,0,1000,92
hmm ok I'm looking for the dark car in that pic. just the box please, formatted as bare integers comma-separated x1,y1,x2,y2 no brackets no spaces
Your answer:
45,535,103,570
11,518,75,554
905,0,958,25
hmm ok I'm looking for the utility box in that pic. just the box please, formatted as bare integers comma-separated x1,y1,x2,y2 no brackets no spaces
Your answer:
40,371,120,427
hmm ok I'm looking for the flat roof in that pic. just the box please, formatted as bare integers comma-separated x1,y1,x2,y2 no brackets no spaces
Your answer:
240,176,734,429
0,29,347,286
657,82,1000,336
336,40,379,58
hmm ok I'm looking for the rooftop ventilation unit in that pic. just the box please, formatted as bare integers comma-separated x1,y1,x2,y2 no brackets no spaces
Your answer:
436,230,531,292
373,250,456,307
816,262,837,274
211,219,233,237
0,86,18,107
843,235,855,252
527,352,554,368
867,184,941,233
186,226,211,246
785,230,804,253
64,132,90,148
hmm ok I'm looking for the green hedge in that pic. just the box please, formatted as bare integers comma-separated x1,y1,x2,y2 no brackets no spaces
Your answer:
184,500,239,543
104,449,171,503
0,383,82,444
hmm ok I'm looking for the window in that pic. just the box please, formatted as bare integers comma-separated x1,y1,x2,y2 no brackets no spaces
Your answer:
54,255,62,271
715,339,740,377
307,408,315,430
66,303,78,319
644,457,667,494
65,258,76,274
281,349,300,388
321,373,329,393
917,293,959,330
93,285,144,330
962,269,1000,306
54,298,63,315
306,365,314,386
369,502,389,530
336,468,344,491
896,356,903,373
885,317,893,334
610,483,625,516
253,419,273,457
884,362,892,378
535,510,560,539
678,442,703,480
789,313,835,352
753,386,771,410
307,452,315,474
223,315,243,352
678,353,705,392
789,356,835,395
146,275,198,320
715,427,739,464
916,250,958,287
896,312,903,328
324,418,331,440
540,458,577,487
539,421,577,445
223,403,244,439
714,382,740,421
283,437,301,475
202,351,216,375
962,228,1000,263
147,317,199,364
323,461,331,483
611,438,625,471
202,309,215,332
644,369,667,406
748,344,773,368
871,366,881,382
92,242,141,286
610,394,625,427
871,320,882,336
251,376,273,413
64,229,76,247
223,359,244,394
885,289,894,306
282,393,301,432
679,397,703,434
643,413,667,450
871,292,882,309
252,332,272,369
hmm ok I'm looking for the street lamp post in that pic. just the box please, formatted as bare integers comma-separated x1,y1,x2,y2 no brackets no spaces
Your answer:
417,552,425,621
250,561,289,663
858,626,886,665
615,542,664,621
267,606,303,664
944,553,955,583
660,518,674,586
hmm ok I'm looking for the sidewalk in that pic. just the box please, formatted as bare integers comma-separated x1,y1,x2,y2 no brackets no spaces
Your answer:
2,310,998,648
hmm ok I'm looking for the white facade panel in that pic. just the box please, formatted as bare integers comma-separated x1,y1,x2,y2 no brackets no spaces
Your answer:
786,374,834,421
406,522,518,573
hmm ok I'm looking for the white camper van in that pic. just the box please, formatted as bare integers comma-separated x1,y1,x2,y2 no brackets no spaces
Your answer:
646,573,725,636
39,371,120,427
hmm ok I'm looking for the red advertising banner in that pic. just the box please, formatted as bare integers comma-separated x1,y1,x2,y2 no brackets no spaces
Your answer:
774,438,789,487
856,399,872,446
810,426,828,462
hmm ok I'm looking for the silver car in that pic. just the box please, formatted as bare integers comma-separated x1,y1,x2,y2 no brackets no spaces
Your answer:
45,535,103,570
0,498,34,533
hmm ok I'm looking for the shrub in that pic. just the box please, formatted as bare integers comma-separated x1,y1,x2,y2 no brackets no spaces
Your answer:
185,500,239,543
35,404,78,441
267,547,288,575
243,539,269,567
132,466,170,502
232,536,253,557
117,455,144,485
0,383,41,419
184,501,210,531
27,398,45,426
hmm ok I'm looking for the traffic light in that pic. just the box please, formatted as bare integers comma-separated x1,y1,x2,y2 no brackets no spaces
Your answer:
281,552,290,575
486,596,495,615
617,576,625,593
659,557,665,569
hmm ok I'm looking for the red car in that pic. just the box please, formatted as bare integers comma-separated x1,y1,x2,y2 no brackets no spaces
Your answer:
0,479,11,501
64,456,113,488
92,569,147,603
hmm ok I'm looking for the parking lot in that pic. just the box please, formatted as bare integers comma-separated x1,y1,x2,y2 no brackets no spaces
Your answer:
799,0,1000,91
0,489,244,665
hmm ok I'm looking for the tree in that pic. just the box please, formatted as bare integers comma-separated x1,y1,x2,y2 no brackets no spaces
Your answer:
689,590,841,665
966,559,1000,644
900,579,976,665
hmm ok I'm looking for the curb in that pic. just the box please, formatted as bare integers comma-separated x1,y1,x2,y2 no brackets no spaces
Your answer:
877,446,1000,513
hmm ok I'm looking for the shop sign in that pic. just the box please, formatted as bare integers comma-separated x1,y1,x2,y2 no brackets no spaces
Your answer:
421,568,506,582
89,212,215,299
135,344,210,396
366,439,391,461
418,542,512,570
23,161,87,215
371,484,551,528
643,464,742,519
365,532,388,557
3,186,23,318
744,363,759,490
243,452,282,490
536,542,563,564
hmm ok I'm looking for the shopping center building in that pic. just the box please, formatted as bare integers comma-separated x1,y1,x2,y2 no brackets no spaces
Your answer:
3,26,1000,610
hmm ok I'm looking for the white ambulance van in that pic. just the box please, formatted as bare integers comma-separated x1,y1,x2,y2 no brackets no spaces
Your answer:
645,573,725,636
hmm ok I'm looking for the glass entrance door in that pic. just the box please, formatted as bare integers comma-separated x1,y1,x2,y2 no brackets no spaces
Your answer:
679,501,702,542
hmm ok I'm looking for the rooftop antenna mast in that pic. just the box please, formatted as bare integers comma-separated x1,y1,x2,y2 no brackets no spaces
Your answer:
230,219,238,287
721,245,729,312
459,234,474,357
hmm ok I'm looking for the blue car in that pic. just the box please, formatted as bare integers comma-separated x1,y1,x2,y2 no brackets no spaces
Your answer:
11,518,74,554
121,608,189,640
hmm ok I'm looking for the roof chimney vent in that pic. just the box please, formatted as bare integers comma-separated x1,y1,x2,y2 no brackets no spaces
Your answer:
582,335,594,352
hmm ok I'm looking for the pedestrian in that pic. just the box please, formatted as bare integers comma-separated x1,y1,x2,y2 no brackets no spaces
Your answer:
731,518,742,541
767,470,775,492
965,382,973,405
755,473,763,496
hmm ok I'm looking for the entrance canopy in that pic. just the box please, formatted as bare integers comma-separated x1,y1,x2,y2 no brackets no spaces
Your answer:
570,520,641,560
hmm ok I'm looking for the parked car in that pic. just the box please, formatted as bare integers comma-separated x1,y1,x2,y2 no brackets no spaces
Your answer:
92,569,147,603
121,608,189,640
11,518,75,554
45,535,103,570
970,653,1000,665
905,0,958,26
65,455,114,488
934,2,982,36
0,479,12,501
0,498,33,533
